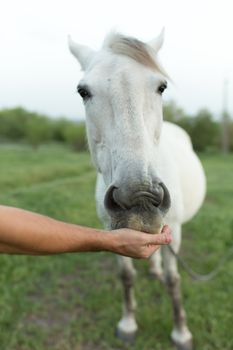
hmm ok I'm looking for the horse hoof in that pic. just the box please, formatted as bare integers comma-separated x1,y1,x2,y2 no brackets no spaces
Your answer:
173,338,193,350
171,328,193,350
116,327,137,343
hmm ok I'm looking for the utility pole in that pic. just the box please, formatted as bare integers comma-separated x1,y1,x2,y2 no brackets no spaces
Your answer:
221,79,230,153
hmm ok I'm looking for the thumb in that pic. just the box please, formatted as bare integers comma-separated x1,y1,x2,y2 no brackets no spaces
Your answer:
146,225,172,245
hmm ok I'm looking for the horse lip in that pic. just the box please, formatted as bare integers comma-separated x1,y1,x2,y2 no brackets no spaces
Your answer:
131,190,162,207
110,206,164,234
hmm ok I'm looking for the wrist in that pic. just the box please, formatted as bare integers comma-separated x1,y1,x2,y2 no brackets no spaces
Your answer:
97,230,118,253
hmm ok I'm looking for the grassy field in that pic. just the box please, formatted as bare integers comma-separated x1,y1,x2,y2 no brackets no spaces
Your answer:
0,144,232,350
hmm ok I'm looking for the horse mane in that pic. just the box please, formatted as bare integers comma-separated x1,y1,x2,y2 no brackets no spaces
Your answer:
104,32,169,78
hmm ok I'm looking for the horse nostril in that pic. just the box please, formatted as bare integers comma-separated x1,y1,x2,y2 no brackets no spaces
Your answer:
104,182,171,214
104,186,124,212
158,182,171,213
104,186,118,211
154,183,164,206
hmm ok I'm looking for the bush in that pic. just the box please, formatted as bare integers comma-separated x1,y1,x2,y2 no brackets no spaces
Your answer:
25,114,54,148
0,107,30,141
163,100,186,122
178,109,220,152
51,118,70,143
0,107,87,151
190,109,220,152
62,122,87,151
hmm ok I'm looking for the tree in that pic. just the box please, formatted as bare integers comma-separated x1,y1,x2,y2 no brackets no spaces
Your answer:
25,114,53,149
0,107,30,141
62,122,87,151
189,109,219,152
163,100,186,122
228,121,233,152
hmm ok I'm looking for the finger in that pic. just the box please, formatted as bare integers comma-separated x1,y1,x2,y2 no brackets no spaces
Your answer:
146,231,172,245
161,225,172,235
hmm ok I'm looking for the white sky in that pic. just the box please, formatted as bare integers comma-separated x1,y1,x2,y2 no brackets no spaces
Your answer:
0,0,232,120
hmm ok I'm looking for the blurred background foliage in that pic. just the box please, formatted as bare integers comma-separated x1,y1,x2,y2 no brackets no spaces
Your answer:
0,107,87,151
0,103,232,152
163,101,232,152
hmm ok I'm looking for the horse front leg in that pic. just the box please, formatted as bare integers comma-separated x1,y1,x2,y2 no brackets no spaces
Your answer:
149,249,164,282
116,256,138,342
162,223,193,350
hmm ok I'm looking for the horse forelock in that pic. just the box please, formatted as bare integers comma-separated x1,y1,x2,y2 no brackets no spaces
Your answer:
103,32,169,78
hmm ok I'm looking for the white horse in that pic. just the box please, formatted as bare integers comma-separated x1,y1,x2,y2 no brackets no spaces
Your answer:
69,30,206,350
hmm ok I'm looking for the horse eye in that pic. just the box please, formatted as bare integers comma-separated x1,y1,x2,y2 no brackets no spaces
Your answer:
157,83,167,95
77,86,91,100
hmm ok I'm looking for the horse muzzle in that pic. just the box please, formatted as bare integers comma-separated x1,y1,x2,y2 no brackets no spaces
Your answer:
104,181,171,233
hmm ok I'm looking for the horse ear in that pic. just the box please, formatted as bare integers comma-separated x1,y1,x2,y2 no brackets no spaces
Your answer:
148,28,165,54
68,35,95,70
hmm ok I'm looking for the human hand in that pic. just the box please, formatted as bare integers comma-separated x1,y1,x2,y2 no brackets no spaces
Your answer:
112,225,172,259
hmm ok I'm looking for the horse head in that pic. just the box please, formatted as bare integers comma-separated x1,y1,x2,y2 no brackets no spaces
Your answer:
69,30,171,234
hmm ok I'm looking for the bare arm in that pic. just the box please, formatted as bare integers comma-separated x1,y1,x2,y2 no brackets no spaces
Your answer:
0,205,172,258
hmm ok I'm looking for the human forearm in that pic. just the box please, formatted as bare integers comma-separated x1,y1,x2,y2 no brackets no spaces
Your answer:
0,206,172,257
0,242,43,255
0,205,112,254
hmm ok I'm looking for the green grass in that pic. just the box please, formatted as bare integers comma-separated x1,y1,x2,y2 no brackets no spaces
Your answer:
0,144,232,350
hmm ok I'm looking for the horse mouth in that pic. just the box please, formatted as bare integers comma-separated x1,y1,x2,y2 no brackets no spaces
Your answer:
110,206,164,234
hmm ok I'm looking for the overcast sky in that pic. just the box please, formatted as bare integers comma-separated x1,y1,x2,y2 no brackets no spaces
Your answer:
0,0,232,120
